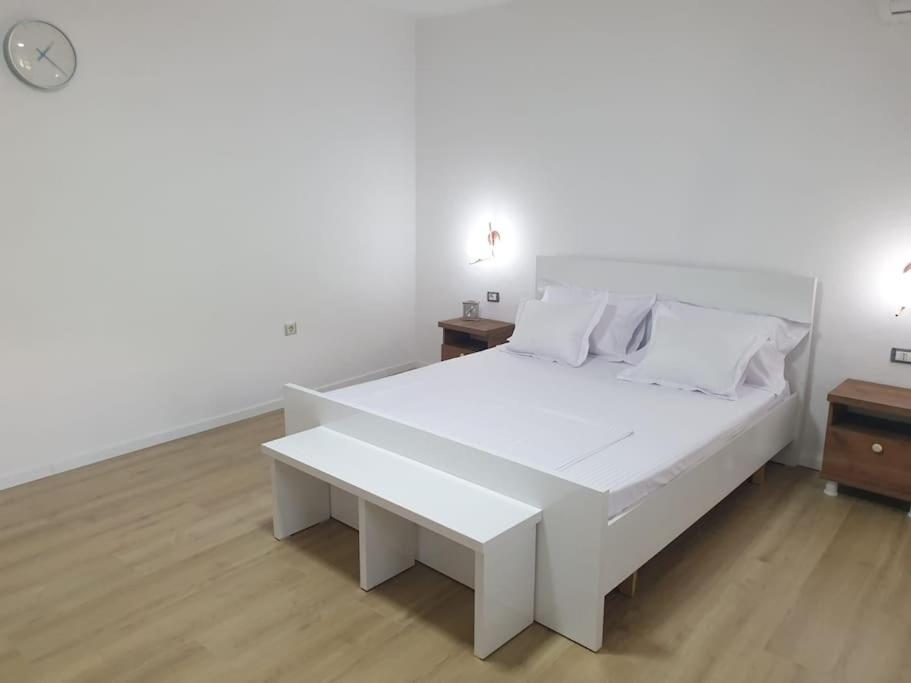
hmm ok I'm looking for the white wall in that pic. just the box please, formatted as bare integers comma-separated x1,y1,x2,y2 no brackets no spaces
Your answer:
0,0,416,489
416,0,911,468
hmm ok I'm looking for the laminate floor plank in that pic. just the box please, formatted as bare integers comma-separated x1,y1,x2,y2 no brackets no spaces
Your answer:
765,503,904,674
1,411,908,682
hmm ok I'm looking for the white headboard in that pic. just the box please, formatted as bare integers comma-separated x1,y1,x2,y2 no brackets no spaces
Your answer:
536,255,819,464
537,256,817,324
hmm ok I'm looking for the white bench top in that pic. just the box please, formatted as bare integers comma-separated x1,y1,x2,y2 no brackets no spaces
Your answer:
263,427,541,551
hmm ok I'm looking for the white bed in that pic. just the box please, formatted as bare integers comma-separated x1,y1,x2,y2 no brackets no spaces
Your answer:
279,256,818,653
331,347,785,520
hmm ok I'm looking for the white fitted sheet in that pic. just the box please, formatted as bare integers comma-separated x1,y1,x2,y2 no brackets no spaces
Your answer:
330,348,784,519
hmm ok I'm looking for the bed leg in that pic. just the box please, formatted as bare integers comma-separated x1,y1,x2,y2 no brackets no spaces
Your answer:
750,465,767,486
535,549,604,652
618,571,638,598
534,491,605,652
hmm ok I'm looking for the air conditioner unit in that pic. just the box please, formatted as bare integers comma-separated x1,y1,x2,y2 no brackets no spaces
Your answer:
881,0,911,22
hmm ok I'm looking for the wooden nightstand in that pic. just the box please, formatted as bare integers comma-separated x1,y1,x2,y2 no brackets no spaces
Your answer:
822,379,911,517
438,318,515,362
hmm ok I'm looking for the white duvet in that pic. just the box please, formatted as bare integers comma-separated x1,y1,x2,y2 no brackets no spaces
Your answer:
330,348,782,518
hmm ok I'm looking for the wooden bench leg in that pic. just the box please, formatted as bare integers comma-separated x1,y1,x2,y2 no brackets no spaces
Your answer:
358,499,416,591
618,571,638,598
750,465,767,486
271,460,330,540
473,523,536,659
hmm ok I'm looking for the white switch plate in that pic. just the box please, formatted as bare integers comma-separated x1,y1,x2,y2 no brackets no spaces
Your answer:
284,322,298,337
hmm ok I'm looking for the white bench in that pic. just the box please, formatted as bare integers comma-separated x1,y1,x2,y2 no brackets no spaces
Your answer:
262,427,542,659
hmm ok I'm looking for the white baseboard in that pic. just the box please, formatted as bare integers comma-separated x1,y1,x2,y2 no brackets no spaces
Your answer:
0,398,284,493
0,360,424,493
316,361,426,392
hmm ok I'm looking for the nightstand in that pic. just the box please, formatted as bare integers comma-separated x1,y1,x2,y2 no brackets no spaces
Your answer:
438,318,515,362
822,379,911,517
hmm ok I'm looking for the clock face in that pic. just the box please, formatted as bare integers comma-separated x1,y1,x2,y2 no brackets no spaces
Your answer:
5,20,76,90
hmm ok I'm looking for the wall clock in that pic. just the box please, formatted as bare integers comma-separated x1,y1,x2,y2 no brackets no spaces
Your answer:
5,20,76,90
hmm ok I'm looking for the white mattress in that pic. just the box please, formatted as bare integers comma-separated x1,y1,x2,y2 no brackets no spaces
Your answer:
330,349,784,519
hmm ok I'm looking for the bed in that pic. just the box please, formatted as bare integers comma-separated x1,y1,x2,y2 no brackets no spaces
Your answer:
280,256,818,652
330,349,787,520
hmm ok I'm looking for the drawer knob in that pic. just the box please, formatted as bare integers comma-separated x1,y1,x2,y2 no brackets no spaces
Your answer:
871,443,884,455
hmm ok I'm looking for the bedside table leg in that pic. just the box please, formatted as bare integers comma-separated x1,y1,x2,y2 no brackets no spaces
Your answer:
824,481,839,497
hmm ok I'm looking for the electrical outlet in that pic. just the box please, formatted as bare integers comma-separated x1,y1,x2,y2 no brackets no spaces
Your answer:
487,291,500,303
284,322,298,337
892,348,911,364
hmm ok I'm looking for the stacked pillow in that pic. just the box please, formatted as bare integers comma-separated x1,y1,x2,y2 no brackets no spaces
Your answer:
505,285,809,401
505,298,607,367
541,285,655,362
617,300,809,399
506,285,654,367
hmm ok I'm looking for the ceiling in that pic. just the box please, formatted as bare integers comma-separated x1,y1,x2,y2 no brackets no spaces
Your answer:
367,0,513,15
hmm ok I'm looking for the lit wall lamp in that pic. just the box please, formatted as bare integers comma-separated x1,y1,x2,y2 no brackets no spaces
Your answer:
469,223,502,265
897,262,911,317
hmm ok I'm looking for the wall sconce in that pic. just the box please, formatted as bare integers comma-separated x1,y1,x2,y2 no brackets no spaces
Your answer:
897,262,911,317
469,223,502,265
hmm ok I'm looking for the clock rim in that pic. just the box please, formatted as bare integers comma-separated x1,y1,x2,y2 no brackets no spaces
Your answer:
4,19,77,92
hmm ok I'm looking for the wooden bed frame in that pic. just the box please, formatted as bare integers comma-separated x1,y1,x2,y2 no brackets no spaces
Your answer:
281,256,818,652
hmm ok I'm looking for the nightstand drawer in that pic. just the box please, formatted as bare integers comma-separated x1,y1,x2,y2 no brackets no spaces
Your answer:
442,344,474,361
822,426,911,500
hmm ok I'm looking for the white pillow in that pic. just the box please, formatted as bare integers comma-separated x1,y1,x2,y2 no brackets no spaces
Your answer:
745,345,788,396
541,284,607,306
659,300,808,354
625,315,652,365
597,294,656,361
655,300,809,394
506,298,607,367
541,285,656,362
618,314,766,399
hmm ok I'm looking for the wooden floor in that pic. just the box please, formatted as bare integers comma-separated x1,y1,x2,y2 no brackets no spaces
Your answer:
1,412,909,682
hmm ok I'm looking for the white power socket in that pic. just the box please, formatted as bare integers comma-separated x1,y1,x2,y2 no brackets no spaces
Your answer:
284,322,298,337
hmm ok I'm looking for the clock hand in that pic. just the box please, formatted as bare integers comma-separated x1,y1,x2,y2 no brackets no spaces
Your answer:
43,54,68,78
